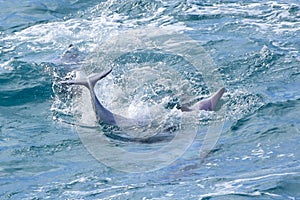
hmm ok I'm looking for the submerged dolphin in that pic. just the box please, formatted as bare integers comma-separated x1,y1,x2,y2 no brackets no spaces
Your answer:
61,68,225,127
55,44,87,72
60,44,83,64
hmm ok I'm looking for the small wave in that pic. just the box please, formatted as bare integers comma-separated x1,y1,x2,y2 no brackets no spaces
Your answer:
230,98,300,134
0,61,52,106
224,88,264,122
12,139,81,158
0,0,102,33
180,1,300,34
198,172,298,200
219,45,282,85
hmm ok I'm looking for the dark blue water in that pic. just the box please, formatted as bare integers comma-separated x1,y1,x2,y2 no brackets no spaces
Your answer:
1,0,299,199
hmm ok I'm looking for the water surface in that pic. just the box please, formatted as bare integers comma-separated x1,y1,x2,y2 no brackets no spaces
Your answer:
0,0,299,199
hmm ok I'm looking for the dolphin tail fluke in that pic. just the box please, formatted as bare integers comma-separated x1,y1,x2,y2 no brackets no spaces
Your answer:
60,79,89,88
60,68,113,90
209,87,225,111
88,67,113,89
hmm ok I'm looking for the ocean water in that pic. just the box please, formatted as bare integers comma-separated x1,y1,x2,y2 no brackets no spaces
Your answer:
1,0,300,199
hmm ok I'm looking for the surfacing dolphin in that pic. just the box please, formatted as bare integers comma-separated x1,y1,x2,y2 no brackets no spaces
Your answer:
61,68,225,128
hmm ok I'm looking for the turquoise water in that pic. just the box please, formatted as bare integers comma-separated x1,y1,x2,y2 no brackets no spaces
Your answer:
1,0,300,199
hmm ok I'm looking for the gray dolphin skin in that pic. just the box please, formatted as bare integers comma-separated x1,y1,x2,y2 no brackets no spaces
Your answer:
180,87,225,112
61,68,225,127
61,68,136,127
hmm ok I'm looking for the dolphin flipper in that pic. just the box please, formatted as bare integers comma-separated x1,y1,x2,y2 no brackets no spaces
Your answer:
181,87,225,111
208,87,225,110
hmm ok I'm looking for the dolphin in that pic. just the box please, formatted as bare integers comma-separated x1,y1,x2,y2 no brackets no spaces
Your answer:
60,44,82,64
61,68,225,128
